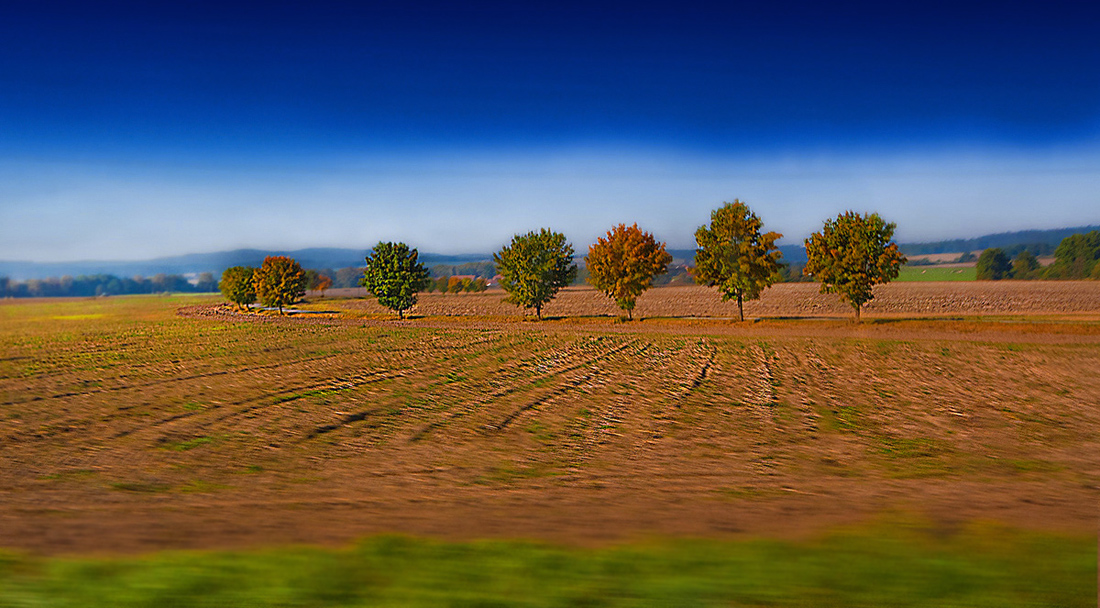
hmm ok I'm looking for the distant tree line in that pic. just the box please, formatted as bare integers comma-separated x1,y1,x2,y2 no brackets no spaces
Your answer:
425,276,489,293
900,225,1098,256
0,272,219,298
430,261,497,279
977,230,1100,280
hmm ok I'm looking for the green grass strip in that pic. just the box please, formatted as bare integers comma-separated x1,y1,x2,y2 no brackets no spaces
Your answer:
0,522,1093,607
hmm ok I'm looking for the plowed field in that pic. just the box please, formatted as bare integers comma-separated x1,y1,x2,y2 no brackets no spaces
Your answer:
325,282,1100,318
1,286,1097,555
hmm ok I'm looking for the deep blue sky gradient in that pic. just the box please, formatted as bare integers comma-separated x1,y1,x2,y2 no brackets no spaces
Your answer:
2,1,1098,260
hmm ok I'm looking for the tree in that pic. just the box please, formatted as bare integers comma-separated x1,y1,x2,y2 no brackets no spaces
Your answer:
1046,231,1100,279
586,223,672,320
307,272,332,296
362,242,431,319
693,200,784,321
494,229,578,320
1010,250,1040,279
334,266,363,289
195,272,219,293
976,248,1011,280
219,266,257,311
803,211,905,322
253,256,308,314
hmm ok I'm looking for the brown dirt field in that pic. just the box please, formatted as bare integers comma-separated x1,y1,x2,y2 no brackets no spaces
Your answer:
1,288,1098,556
324,282,1100,318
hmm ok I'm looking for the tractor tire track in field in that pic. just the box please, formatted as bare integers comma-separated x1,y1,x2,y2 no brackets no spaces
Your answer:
667,339,717,407
409,337,637,442
127,332,537,445
804,344,848,423
747,343,778,415
17,333,528,443
305,408,384,439
9,355,342,405
109,369,407,440
620,339,725,460
484,339,638,433
772,346,822,435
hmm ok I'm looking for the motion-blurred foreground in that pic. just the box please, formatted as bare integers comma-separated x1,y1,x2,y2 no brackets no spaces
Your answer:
1,289,1097,604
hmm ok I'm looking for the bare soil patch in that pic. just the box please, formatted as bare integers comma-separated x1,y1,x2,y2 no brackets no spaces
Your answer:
0,292,1097,555
329,282,1100,319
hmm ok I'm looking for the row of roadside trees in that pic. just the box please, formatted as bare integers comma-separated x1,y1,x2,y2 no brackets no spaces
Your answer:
221,202,906,322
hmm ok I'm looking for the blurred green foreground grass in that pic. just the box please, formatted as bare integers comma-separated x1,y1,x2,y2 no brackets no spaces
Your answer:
0,521,1093,607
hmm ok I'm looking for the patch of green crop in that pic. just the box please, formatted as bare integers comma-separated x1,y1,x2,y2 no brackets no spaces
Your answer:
0,521,1092,606
896,266,977,281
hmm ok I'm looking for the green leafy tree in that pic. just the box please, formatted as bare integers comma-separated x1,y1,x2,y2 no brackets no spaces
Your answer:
219,266,257,311
362,242,431,319
253,256,308,314
804,212,906,322
976,248,1011,280
693,200,784,321
1010,250,1040,279
586,223,672,320
1046,231,1100,279
494,229,578,320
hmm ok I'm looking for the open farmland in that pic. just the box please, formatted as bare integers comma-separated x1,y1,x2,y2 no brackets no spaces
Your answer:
1,283,1098,561
323,281,1100,318
896,265,977,281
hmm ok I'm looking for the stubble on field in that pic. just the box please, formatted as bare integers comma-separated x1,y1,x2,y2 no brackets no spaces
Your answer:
0,290,1097,554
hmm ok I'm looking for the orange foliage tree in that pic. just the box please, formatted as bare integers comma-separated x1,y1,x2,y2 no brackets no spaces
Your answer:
586,223,672,320
252,256,308,314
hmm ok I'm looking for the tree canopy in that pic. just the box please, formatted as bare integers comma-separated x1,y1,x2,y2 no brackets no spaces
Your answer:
1010,250,1040,280
494,229,577,320
220,266,257,311
693,200,783,321
1046,230,1100,279
976,248,1011,280
253,256,308,314
586,223,672,320
362,242,432,319
803,211,905,322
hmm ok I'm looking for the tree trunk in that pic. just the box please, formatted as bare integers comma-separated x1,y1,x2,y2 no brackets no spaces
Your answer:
854,304,861,323
627,307,633,321
737,294,744,322
536,305,542,320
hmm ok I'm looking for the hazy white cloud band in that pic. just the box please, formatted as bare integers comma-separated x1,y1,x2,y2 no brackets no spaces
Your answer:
2,145,1098,262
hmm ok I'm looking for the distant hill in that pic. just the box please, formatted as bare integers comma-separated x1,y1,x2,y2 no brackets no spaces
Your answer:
5,225,1098,280
667,245,808,264
0,248,492,281
899,225,1100,256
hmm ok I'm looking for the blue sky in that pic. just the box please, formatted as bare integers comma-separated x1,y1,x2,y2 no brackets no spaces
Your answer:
2,1,1098,261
